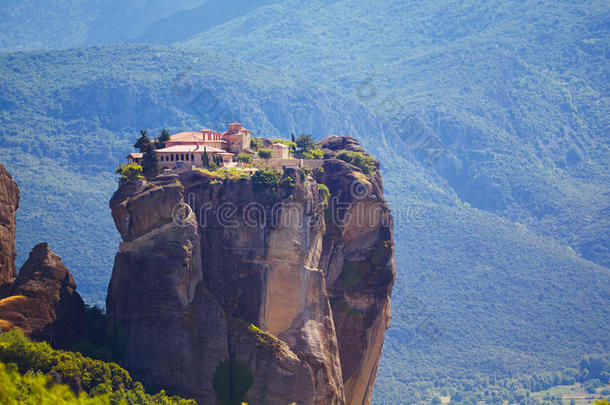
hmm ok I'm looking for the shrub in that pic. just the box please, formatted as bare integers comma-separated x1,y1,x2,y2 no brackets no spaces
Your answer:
280,176,295,192
301,147,323,159
258,148,272,160
337,150,377,175
114,163,143,183
252,168,280,192
236,153,253,164
318,183,330,206
250,137,263,151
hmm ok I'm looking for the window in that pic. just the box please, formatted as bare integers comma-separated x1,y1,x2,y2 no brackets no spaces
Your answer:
191,154,194,161
180,154,184,161
170,154,174,161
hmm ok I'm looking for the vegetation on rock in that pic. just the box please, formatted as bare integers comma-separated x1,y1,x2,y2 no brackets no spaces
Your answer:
0,330,194,404
115,163,143,183
337,151,376,175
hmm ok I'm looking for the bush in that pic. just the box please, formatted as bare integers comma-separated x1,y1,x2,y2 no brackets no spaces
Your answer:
250,137,263,151
115,163,143,183
252,168,280,192
318,183,330,206
336,150,377,175
236,152,253,164
301,147,323,159
258,148,272,160
279,176,295,192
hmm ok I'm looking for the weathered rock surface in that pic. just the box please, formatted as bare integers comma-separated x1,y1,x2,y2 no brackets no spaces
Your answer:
107,137,395,404
0,163,19,286
0,164,84,347
0,243,84,347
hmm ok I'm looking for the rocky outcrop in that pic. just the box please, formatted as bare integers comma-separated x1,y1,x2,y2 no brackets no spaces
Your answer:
0,164,84,347
0,243,84,347
107,137,395,404
0,163,19,286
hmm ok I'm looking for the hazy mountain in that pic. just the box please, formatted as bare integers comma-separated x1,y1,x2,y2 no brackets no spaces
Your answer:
183,0,610,268
0,45,382,304
0,0,287,52
0,1,609,403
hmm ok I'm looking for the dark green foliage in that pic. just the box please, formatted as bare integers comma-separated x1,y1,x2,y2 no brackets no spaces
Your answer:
279,176,295,192
250,137,263,151
141,143,159,178
154,128,171,149
236,153,252,164
202,148,210,168
337,151,376,175
212,358,253,405
251,168,280,192
257,148,272,160
133,130,151,153
295,134,315,151
0,330,194,404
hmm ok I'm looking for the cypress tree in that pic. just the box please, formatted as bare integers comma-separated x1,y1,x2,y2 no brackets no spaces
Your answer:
134,129,152,152
142,143,159,178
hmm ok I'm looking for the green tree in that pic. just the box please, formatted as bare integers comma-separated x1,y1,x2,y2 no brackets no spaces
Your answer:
133,129,152,152
236,153,253,164
202,147,210,168
258,148,272,160
154,128,171,149
296,134,315,151
250,137,263,151
141,143,159,178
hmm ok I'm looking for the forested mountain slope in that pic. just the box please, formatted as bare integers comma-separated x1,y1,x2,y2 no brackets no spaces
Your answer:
183,0,610,268
0,45,382,304
0,1,608,403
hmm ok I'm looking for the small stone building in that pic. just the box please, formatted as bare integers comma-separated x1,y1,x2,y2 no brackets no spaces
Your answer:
271,143,290,159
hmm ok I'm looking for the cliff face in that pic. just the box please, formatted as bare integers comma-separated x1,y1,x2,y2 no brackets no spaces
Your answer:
0,243,85,346
107,137,395,404
0,164,20,286
0,164,84,347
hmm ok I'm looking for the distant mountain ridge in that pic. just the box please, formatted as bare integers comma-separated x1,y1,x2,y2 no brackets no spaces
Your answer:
0,1,608,403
